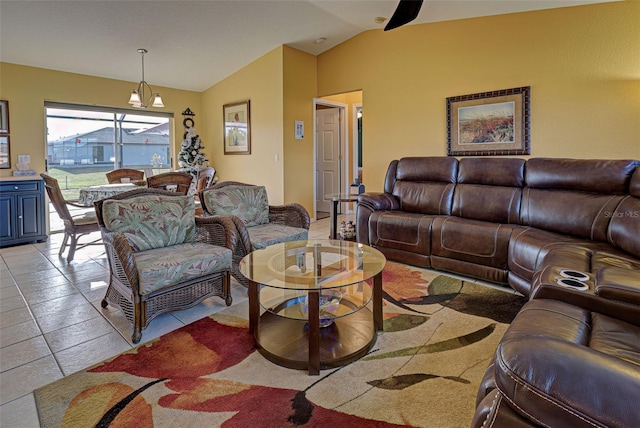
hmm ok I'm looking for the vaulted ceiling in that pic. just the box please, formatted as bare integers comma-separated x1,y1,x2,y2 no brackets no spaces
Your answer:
0,0,615,92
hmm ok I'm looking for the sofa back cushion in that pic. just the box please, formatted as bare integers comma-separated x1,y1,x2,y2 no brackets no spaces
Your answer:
102,194,195,252
391,157,458,215
452,158,525,223
608,168,640,258
521,158,635,241
525,158,636,194
203,185,270,227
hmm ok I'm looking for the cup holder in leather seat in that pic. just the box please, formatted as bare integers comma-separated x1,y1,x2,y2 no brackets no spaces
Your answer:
559,269,590,281
556,277,589,291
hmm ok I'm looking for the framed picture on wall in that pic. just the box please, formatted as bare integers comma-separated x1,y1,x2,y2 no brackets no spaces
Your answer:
223,100,251,155
0,100,9,134
0,136,10,169
446,86,530,156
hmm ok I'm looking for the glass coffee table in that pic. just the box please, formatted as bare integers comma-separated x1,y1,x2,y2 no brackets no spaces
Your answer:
239,239,386,375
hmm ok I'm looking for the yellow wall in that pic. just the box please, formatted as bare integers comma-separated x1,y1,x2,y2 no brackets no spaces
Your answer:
201,47,285,204
317,1,640,192
0,63,201,178
283,46,317,212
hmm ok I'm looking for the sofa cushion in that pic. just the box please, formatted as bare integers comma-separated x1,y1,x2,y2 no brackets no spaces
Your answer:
368,211,435,257
524,158,637,194
203,185,269,227
102,195,195,252
247,224,308,250
607,195,640,258
134,242,231,295
391,157,457,215
431,217,515,270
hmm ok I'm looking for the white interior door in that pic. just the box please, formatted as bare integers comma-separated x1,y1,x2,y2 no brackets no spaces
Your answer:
315,107,340,213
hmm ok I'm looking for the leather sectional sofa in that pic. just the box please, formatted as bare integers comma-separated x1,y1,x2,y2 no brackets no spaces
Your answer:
356,157,640,427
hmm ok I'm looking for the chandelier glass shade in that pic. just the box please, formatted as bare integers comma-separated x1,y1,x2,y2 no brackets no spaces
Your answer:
128,49,164,109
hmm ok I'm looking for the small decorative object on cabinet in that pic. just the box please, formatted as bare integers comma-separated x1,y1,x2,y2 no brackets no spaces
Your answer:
0,178,48,246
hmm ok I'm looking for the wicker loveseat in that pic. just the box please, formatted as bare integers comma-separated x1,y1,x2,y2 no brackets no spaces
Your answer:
200,181,310,286
94,188,237,343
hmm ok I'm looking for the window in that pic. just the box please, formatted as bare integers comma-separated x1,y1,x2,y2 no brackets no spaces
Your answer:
45,103,173,200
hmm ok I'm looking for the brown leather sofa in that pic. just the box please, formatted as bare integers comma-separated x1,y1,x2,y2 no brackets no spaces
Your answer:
356,156,640,427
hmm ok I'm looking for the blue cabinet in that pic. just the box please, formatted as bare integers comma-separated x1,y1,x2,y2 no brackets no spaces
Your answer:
0,178,48,247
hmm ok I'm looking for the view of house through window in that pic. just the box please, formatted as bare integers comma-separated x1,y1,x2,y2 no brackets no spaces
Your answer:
45,103,173,231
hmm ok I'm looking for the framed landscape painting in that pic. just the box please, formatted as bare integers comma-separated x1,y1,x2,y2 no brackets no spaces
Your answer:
223,100,251,155
446,86,530,156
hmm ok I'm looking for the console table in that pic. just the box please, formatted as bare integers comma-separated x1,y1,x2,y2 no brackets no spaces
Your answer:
325,193,359,239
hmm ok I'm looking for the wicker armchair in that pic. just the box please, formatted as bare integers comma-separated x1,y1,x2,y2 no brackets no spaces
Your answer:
200,181,310,286
146,171,194,195
94,188,236,343
106,168,145,184
41,173,101,263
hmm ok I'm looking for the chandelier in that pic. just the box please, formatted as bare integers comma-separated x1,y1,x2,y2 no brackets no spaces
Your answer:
127,49,164,109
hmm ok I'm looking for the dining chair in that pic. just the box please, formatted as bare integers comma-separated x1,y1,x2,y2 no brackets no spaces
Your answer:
196,167,217,193
106,168,145,184
146,171,194,195
40,173,101,263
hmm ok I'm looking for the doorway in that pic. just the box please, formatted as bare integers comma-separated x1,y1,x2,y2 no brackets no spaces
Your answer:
314,100,346,221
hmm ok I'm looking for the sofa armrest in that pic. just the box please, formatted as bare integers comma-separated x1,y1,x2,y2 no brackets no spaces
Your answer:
357,192,400,211
496,336,640,428
195,215,238,253
595,266,640,306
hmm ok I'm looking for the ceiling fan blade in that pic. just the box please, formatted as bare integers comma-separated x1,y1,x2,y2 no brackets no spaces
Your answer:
384,0,424,31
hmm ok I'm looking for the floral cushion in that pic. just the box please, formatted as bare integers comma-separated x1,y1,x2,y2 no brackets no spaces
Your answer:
102,195,195,252
134,243,232,295
203,185,269,227
248,224,308,250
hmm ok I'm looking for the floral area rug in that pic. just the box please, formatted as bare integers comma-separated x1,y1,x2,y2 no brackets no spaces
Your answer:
35,262,526,427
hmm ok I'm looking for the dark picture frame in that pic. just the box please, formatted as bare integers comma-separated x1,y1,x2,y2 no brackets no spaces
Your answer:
223,100,251,155
0,136,10,169
446,86,530,156
0,100,9,134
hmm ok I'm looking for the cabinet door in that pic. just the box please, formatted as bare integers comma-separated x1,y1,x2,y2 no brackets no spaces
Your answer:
17,193,43,238
0,195,15,241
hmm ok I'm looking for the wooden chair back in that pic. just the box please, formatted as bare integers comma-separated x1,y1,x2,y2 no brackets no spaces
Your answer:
106,168,144,184
196,167,216,193
41,173,74,222
146,171,194,195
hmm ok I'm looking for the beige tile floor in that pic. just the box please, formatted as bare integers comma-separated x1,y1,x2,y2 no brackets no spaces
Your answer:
0,214,350,427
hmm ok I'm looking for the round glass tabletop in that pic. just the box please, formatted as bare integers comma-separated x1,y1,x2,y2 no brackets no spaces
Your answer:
239,239,386,291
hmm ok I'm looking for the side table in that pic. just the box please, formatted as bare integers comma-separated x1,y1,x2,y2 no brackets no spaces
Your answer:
325,193,359,239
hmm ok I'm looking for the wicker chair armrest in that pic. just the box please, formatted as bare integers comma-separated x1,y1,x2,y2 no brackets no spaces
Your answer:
268,203,310,229
195,215,238,252
101,228,142,295
222,214,253,255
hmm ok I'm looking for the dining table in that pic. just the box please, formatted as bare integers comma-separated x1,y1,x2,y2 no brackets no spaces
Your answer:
78,182,142,206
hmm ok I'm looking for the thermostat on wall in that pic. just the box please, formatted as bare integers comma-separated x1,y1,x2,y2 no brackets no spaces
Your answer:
295,121,304,140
